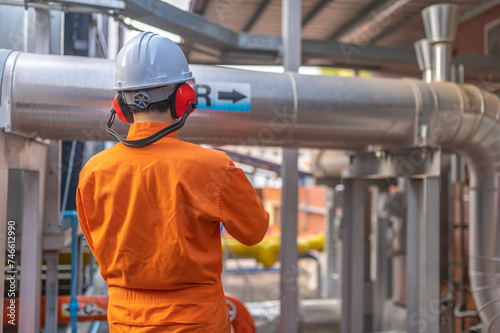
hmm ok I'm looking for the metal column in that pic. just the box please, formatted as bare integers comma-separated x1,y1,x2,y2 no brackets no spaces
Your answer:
0,132,48,331
279,0,301,332
0,161,7,328
35,9,51,54
44,250,59,332
406,177,440,333
341,179,368,333
373,189,390,332
325,185,343,299
19,170,43,333
279,148,299,333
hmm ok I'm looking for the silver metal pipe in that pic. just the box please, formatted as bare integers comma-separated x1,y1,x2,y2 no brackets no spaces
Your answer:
431,43,453,82
280,1,301,332
425,82,500,332
421,4,460,82
0,51,418,149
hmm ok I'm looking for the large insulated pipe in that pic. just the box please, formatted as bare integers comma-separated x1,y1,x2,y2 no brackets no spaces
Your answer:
430,79,500,333
421,4,460,82
0,51,417,149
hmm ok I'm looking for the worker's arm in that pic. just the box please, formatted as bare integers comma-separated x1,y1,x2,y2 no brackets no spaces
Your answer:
76,185,95,255
219,161,269,246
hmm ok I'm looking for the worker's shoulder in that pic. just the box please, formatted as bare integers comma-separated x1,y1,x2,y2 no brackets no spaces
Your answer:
176,140,232,166
79,144,121,179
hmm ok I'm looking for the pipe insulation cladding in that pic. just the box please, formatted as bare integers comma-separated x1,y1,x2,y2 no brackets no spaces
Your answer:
2,51,500,331
0,51,417,149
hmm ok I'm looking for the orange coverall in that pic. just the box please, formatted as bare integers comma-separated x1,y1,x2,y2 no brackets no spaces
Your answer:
76,122,269,332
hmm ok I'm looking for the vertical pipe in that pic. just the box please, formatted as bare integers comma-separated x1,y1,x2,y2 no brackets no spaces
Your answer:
279,149,299,333
279,0,301,332
431,43,453,82
325,187,336,299
65,211,80,333
414,39,432,83
457,155,466,330
456,68,466,330
446,155,456,332
421,4,460,82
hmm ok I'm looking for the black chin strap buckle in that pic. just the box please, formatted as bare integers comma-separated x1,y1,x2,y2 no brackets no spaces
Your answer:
107,108,116,128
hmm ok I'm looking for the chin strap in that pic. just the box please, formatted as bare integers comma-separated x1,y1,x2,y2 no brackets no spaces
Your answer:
106,103,196,148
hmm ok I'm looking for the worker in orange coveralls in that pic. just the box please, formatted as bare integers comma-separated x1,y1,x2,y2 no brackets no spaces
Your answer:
76,32,269,332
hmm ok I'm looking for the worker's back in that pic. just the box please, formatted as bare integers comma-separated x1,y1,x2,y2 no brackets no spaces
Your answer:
77,121,269,331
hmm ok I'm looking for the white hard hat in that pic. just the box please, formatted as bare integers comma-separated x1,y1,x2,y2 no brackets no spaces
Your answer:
114,32,195,91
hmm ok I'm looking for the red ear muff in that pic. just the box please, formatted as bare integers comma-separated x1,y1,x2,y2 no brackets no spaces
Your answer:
169,84,196,120
114,92,134,124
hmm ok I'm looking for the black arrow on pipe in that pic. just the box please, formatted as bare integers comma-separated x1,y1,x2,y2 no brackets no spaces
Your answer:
218,90,246,103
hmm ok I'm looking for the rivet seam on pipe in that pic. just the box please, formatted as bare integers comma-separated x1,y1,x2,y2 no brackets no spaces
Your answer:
0,51,20,132
443,83,465,146
403,79,429,146
0,49,13,106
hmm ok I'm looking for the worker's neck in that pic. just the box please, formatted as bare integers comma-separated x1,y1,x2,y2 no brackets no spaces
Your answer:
133,111,175,125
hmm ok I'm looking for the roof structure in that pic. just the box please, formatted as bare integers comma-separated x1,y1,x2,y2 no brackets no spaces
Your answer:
122,0,500,85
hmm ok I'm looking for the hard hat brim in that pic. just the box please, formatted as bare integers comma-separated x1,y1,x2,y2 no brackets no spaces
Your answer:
114,77,196,91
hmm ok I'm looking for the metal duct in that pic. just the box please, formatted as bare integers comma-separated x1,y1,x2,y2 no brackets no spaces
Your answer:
421,4,460,82
2,49,500,331
0,51,417,149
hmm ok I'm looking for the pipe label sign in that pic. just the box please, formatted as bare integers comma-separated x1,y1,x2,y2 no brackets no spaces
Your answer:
193,82,251,112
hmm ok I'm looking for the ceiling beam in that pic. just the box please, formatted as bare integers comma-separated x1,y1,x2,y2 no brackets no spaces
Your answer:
370,10,421,44
460,0,500,23
182,0,211,56
302,0,332,28
237,33,500,77
123,0,238,48
330,0,421,43
121,0,500,79
189,0,210,15
243,0,272,32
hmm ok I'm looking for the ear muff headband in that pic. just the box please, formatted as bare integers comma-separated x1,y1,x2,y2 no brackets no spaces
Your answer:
169,84,196,120
114,92,134,124
106,101,196,148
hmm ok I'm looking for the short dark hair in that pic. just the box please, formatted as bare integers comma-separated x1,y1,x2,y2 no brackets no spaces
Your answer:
129,98,170,114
